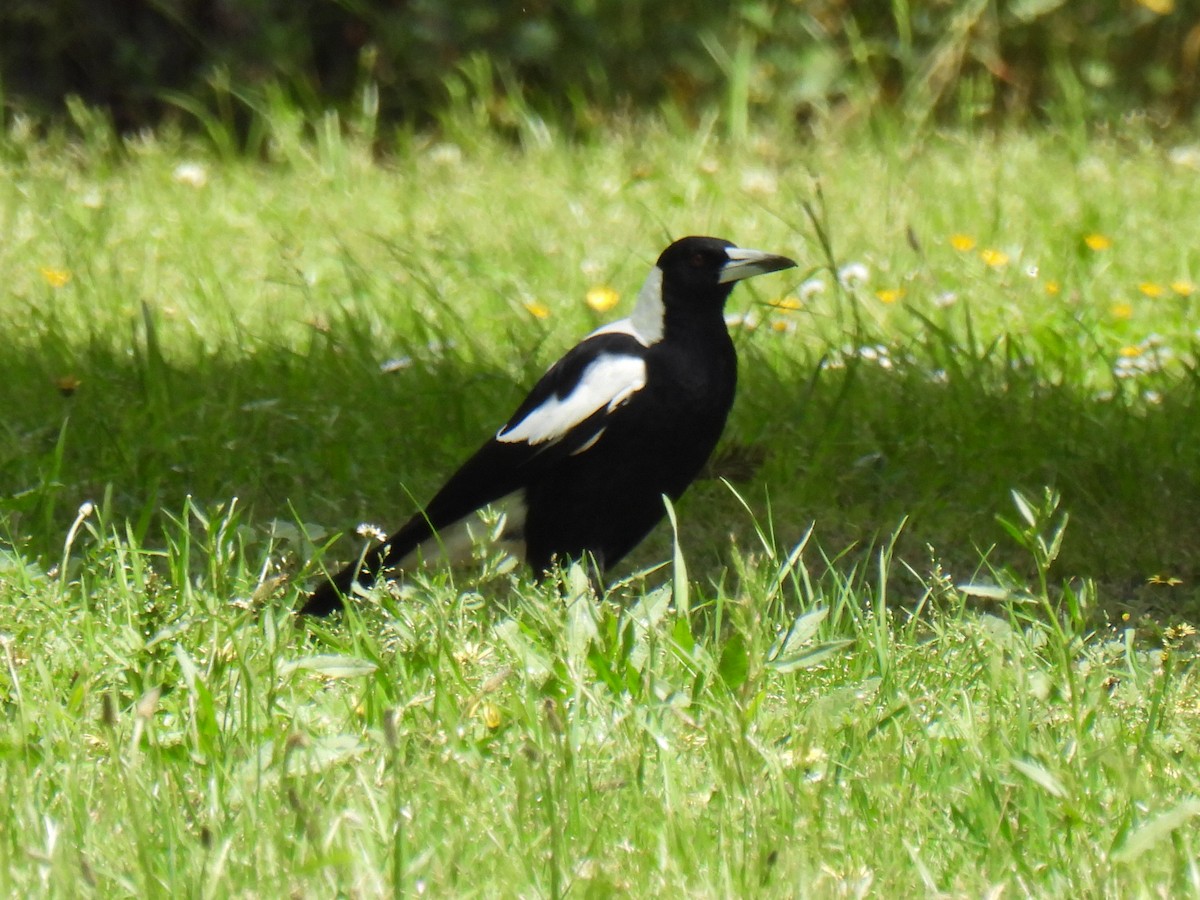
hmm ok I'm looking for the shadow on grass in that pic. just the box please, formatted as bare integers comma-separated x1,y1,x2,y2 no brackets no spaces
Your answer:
4,307,1200,621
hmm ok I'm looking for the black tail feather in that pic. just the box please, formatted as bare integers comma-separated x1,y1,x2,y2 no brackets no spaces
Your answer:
298,561,369,616
297,515,433,616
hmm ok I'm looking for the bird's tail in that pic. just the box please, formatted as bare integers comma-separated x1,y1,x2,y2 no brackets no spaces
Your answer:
298,548,381,616
298,444,525,616
298,518,429,616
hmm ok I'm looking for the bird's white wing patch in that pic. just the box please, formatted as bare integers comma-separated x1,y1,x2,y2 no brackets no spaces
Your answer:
497,354,646,446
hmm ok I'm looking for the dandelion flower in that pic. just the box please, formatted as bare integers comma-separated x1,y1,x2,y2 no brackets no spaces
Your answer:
769,296,803,311
1171,280,1195,297
739,168,777,197
949,234,976,252
725,312,759,331
1113,358,1143,378
356,523,388,542
579,258,604,278
427,143,463,166
1110,302,1134,320
40,267,71,288
523,301,551,320
838,263,870,287
798,277,826,300
875,288,904,304
857,344,894,369
1168,146,1200,170
770,319,795,334
1138,282,1165,298
586,286,620,313
380,356,414,373
1045,280,1061,296
172,162,209,188
979,248,1009,268
1085,234,1112,251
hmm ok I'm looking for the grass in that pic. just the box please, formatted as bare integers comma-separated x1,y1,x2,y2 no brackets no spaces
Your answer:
2,115,1200,894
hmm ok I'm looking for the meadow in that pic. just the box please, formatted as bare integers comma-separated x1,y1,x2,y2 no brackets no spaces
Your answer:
3,115,1200,895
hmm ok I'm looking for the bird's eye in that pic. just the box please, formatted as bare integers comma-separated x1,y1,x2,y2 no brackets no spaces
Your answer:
690,252,707,268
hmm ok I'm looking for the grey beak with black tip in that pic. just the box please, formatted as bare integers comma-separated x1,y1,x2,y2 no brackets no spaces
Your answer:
718,247,798,284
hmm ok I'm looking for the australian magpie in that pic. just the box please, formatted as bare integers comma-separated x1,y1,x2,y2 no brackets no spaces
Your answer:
300,235,796,616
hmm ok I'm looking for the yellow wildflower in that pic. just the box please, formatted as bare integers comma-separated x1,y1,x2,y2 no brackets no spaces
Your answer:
949,234,976,252
1119,345,1144,358
40,267,71,288
1045,280,1061,296
479,701,502,730
54,375,81,397
979,249,1009,268
1110,302,1134,320
1171,280,1195,297
875,288,904,304
1138,282,1165,298
523,301,550,319
1148,574,1183,586
586,286,620,313
769,296,803,311
1084,234,1112,251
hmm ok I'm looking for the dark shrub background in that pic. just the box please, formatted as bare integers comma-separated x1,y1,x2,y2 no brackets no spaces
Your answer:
1,1,1196,134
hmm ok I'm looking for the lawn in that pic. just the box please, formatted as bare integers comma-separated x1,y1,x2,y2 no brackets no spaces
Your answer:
2,118,1200,895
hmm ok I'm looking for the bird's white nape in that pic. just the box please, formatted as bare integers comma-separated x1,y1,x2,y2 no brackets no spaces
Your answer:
496,353,647,446
584,265,665,347
627,266,665,345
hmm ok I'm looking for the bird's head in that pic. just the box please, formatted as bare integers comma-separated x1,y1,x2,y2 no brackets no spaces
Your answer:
629,236,797,342
659,236,797,292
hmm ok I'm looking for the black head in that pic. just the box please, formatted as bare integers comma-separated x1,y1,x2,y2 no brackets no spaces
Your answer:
655,236,797,305
622,236,796,345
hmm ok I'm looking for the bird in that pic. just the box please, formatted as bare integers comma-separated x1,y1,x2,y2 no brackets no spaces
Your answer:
300,235,797,616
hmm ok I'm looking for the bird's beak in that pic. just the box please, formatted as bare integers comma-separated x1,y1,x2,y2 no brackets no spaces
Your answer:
718,247,798,284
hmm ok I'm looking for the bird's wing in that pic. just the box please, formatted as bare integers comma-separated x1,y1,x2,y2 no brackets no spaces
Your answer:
497,333,647,448
422,331,650,521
